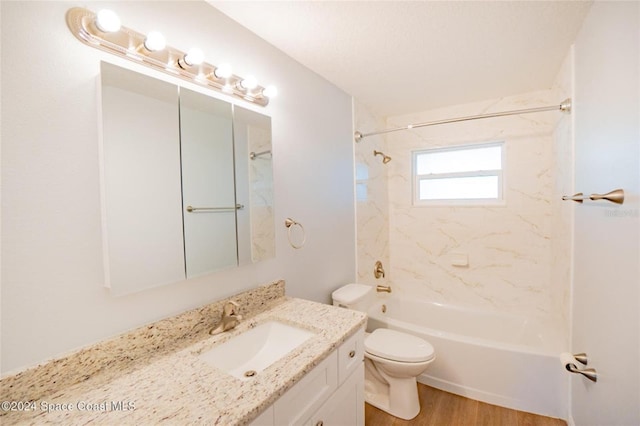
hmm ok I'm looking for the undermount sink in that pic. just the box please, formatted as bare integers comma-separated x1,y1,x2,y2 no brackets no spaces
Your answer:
199,320,315,380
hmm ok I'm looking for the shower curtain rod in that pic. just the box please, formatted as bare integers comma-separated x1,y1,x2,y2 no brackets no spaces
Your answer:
354,98,572,142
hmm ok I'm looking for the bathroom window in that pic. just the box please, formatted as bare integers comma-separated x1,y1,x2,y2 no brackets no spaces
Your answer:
413,142,504,205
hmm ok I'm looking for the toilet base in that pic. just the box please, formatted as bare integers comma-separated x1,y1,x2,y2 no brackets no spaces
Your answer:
364,358,421,420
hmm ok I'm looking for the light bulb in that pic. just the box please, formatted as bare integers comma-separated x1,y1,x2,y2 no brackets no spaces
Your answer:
183,48,204,66
262,85,278,98
143,31,166,52
95,9,121,33
214,63,233,79
240,75,258,90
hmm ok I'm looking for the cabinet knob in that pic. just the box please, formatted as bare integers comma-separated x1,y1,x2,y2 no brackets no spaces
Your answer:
315,421,324,426
349,350,356,358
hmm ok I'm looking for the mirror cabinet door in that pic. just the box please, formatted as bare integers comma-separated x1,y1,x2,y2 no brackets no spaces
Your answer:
99,62,276,295
179,88,237,278
233,106,275,265
100,62,185,295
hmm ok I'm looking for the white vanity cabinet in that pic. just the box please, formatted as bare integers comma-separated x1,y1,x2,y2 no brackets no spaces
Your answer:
303,360,364,426
249,327,365,426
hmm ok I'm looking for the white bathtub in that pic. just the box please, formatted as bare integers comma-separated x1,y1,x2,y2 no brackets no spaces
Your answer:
366,297,568,419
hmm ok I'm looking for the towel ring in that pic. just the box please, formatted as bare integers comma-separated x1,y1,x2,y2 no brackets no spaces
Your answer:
284,218,306,249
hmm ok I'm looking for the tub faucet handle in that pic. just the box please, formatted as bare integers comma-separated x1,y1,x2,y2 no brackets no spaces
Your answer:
374,261,386,279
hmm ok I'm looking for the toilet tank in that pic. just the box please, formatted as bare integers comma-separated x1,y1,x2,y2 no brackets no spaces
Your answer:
332,284,373,312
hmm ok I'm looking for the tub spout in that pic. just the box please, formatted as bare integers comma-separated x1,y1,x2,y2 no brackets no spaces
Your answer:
376,285,392,293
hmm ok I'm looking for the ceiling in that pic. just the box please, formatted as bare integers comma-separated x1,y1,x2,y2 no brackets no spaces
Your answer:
210,1,592,118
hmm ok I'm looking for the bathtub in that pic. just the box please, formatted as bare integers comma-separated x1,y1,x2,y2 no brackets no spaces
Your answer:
366,297,568,419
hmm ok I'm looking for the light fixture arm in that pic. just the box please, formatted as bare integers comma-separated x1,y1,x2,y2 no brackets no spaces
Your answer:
66,7,274,107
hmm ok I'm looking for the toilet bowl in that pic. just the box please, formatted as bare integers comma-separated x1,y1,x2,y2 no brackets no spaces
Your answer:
332,284,436,420
364,328,435,420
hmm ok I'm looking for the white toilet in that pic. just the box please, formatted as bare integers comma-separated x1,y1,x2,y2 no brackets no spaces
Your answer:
332,284,436,420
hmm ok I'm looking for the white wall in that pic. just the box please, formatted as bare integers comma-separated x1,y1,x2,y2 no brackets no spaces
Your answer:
551,49,575,342
0,1,355,375
570,2,639,424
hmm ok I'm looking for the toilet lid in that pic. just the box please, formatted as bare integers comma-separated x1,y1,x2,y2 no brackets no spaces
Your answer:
365,328,435,363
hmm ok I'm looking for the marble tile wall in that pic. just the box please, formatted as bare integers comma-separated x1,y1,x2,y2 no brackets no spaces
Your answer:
379,88,571,322
353,101,391,286
354,50,574,333
248,125,275,262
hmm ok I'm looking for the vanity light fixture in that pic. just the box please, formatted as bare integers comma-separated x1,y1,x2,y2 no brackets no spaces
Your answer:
239,75,258,91
213,63,233,79
142,31,166,52
210,63,235,93
95,9,121,33
262,85,278,98
66,7,276,107
178,47,204,69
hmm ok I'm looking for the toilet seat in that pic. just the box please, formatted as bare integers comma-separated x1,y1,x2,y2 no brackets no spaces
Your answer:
365,328,435,363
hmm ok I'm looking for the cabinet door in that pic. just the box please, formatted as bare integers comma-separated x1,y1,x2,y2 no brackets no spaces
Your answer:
338,328,365,385
274,352,338,425
180,88,237,277
100,61,185,295
305,363,364,426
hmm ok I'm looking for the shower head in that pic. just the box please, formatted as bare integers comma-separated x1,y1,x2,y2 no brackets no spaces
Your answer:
373,150,392,164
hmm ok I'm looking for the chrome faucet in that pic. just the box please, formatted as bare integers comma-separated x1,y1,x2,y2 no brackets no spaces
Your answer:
209,301,243,335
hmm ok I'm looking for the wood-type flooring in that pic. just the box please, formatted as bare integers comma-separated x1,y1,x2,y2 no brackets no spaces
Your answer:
365,384,567,426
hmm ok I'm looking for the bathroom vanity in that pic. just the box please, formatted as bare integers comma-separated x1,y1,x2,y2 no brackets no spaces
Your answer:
249,326,365,425
0,281,366,425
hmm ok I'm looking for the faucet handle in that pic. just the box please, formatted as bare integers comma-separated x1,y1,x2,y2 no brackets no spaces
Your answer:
223,301,240,317
210,301,242,335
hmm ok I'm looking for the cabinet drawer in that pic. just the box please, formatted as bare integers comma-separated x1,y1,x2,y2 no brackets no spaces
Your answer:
274,351,338,425
338,327,364,385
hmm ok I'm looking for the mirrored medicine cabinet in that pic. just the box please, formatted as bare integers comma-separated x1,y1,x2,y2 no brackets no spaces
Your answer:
100,62,275,296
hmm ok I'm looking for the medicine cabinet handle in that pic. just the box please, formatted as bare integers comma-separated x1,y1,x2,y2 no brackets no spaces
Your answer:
186,204,244,213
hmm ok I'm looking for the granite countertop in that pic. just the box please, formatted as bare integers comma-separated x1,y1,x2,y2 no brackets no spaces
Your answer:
1,293,366,426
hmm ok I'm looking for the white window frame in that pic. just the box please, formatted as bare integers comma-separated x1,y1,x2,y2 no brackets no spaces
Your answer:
412,141,505,206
